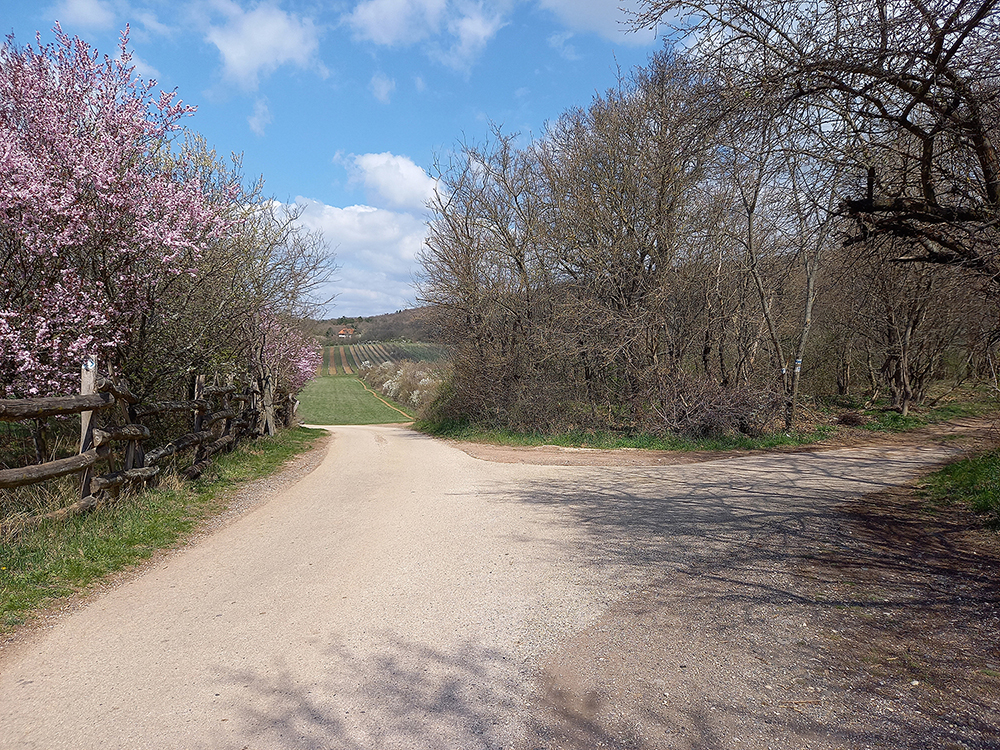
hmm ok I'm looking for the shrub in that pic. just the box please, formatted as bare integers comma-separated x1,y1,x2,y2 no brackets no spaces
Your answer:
358,361,447,414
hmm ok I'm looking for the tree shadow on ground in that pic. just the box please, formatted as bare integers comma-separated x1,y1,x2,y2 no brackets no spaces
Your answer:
486,447,1000,749
213,634,535,750
210,445,998,749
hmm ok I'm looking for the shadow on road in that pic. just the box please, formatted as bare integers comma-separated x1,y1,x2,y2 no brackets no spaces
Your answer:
484,447,1000,749
210,446,998,749
214,635,533,749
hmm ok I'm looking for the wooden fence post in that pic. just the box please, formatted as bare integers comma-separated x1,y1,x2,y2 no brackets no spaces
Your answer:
79,355,97,499
127,399,145,470
31,418,49,465
193,374,206,464
223,374,234,438
262,368,276,437
124,400,137,471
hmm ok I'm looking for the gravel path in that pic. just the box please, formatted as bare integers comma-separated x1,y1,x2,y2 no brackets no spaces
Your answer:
0,424,995,749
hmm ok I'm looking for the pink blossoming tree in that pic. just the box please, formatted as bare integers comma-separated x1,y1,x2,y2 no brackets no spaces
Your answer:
0,27,329,409
0,25,225,396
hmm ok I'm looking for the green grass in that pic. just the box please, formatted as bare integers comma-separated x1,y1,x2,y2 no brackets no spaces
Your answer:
921,449,1000,529
819,392,997,433
297,375,414,424
0,426,324,633
415,419,835,451
343,346,358,371
860,400,995,432
357,344,376,365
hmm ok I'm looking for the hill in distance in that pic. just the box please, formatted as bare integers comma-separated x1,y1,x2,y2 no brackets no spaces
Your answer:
309,307,444,344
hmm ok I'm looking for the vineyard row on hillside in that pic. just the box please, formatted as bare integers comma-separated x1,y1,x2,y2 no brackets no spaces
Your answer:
320,343,446,377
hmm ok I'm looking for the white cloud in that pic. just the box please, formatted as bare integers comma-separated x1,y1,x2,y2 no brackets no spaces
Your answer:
293,197,429,316
133,10,173,39
548,30,580,60
248,98,272,135
351,152,437,210
206,1,325,90
128,53,161,80
345,0,447,46
536,0,656,45
345,0,506,68
370,72,396,103
50,0,116,29
436,5,506,70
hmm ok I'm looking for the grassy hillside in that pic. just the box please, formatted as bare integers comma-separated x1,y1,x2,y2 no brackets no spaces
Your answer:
298,375,413,425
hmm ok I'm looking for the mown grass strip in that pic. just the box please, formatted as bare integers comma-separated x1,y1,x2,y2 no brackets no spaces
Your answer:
415,420,835,451
921,450,1000,529
1,427,324,634
394,342,447,362
358,380,414,420
297,376,412,425
348,345,363,369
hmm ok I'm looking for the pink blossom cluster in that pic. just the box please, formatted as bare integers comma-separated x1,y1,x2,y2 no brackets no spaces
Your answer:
0,26,226,396
260,315,321,396
0,273,116,395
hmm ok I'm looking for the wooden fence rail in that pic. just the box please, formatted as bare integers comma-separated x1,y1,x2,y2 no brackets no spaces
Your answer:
0,446,109,490
1,356,261,530
0,393,116,422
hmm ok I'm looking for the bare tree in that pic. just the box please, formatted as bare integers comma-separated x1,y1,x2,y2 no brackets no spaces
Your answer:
418,128,554,427
420,52,788,436
634,0,1000,283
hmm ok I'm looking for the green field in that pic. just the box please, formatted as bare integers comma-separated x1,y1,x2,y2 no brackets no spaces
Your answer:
297,375,414,424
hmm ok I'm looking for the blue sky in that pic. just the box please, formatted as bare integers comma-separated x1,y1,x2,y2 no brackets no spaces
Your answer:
2,0,662,317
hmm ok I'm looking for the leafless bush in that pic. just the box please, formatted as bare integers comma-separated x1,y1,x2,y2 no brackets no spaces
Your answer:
837,411,867,427
640,369,784,438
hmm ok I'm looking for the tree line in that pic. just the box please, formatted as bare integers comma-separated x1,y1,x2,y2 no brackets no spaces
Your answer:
418,0,999,436
0,26,332,426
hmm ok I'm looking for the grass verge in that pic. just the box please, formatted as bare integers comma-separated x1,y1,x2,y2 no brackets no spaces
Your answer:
817,391,997,432
860,400,996,432
297,375,414,425
0,426,324,634
415,420,836,452
921,449,1000,529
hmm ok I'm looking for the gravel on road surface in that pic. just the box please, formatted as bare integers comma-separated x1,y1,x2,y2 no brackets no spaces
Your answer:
1,423,997,749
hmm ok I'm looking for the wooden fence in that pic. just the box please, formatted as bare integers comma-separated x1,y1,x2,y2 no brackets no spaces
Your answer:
0,357,264,529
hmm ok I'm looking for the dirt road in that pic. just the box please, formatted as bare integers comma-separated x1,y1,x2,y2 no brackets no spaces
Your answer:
1,425,996,749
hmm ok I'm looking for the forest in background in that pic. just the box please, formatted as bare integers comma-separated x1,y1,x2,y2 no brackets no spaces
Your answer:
417,0,1000,438
309,308,443,346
